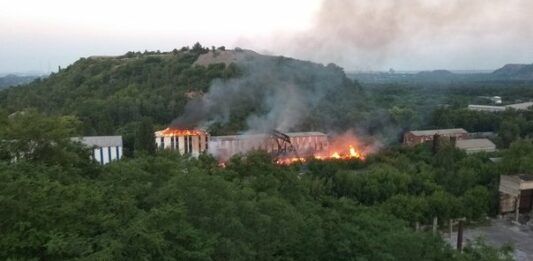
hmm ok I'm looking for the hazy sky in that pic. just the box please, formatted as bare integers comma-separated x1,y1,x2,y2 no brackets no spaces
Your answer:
2,0,533,73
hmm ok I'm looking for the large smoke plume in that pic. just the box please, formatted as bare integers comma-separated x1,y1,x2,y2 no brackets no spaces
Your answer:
170,50,360,134
255,0,533,70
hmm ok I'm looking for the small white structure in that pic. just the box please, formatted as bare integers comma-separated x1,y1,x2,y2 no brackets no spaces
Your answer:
455,138,496,154
73,136,123,165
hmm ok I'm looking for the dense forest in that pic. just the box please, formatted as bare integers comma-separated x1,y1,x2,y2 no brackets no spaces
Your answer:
0,111,518,260
2,44,533,259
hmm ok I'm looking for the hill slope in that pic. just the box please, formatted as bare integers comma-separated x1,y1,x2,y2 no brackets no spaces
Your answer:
492,63,533,80
0,74,40,90
0,47,237,135
0,46,366,139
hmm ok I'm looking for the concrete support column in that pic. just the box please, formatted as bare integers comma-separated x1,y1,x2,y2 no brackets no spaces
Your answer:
432,217,438,235
515,194,520,223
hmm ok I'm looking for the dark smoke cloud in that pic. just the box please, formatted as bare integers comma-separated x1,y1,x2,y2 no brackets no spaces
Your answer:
170,50,353,133
256,0,533,70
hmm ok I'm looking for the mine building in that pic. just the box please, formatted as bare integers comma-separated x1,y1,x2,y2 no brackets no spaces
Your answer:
73,136,123,165
154,128,209,157
499,175,533,222
209,131,328,162
455,138,496,154
403,128,468,146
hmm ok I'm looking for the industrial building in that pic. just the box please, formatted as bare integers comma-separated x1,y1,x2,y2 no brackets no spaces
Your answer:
468,101,533,112
455,138,496,154
403,128,468,146
155,128,209,157
499,175,533,221
467,105,506,112
209,131,328,161
155,128,329,161
73,136,123,165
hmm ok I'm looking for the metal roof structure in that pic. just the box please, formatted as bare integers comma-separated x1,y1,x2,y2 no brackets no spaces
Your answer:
507,101,533,110
455,138,496,153
468,105,506,112
211,132,326,141
468,101,533,112
72,136,123,148
408,128,467,137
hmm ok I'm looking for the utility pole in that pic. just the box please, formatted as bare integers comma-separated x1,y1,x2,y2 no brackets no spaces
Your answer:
456,219,464,252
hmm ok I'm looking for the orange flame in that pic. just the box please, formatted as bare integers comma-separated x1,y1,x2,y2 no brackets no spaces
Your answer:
276,132,368,165
159,128,207,137
319,144,365,160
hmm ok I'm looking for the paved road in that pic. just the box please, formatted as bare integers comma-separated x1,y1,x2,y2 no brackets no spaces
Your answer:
445,219,533,261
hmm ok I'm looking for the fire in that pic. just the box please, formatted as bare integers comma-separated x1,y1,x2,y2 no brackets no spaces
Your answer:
276,144,366,165
276,132,369,165
320,144,365,161
159,127,206,137
276,157,306,165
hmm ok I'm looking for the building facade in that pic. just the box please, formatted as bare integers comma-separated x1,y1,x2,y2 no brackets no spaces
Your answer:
403,128,468,146
499,175,533,221
209,132,328,162
154,128,209,157
455,138,497,154
468,101,533,112
74,136,123,165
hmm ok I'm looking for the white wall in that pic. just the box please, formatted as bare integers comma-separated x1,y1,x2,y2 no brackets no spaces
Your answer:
93,146,123,165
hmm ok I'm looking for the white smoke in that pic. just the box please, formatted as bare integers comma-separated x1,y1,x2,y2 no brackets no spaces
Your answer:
246,0,533,70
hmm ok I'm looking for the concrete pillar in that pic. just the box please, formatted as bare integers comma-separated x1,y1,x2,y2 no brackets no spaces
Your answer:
449,219,453,241
432,217,438,235
515,194,520,223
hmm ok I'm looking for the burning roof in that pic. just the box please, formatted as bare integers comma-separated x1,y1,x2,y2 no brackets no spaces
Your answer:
155,128,208,137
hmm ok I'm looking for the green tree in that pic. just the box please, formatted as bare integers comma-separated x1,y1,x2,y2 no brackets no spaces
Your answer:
461,186,490,220
134,117,156,155
499,119,521,148
0,110,85,164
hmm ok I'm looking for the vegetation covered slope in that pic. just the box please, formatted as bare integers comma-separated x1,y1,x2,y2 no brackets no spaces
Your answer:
493,63,533,81
0,44,367,139
0,45,238,135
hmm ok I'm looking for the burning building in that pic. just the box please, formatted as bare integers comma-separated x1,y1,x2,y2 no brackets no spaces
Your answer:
155,127,368,164
209,131,329,162
155,128,209,157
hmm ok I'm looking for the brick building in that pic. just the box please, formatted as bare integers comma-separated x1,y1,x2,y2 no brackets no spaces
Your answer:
403,128,468,146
